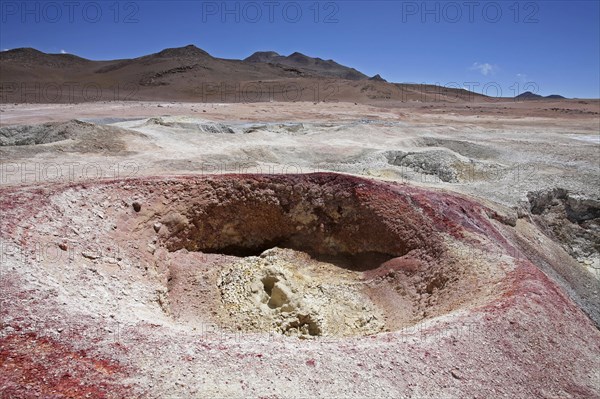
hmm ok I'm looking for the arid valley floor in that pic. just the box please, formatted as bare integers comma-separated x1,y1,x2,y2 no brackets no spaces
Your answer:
1,99,599,398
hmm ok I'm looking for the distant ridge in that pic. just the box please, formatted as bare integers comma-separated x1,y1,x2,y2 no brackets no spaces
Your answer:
515,91,567,100
0,45,520,103
244,50,368,80
0,47,91,66
153,45,210,59
244,51,281,63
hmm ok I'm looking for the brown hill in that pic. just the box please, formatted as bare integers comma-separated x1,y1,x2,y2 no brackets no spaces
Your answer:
0,45,487,104
0,47,91,68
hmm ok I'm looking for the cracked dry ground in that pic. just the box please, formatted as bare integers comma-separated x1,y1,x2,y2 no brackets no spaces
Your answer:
1,173,599,398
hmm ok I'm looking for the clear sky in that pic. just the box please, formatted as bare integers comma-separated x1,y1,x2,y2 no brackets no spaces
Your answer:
1,0,599,98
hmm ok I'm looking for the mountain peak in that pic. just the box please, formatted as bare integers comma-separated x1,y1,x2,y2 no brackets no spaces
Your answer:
369,74,387,82
515,91,542,99
154,45,210,58
0,47,90,65
288,51,309,59
286,52,311,65
514,91,567,100
1,47,44,56
244,51,281,62
243,50,368,80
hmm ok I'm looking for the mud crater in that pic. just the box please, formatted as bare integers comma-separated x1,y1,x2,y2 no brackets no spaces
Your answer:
16,174,506,339
119,174,504,338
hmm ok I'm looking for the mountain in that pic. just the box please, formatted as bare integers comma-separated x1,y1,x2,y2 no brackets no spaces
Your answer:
0,47,91,67
515,91,543,100
369,74,387,82
0,45,488,104
153,45,210,59
244,50,368,80
244,51,281,63
515,91,567,100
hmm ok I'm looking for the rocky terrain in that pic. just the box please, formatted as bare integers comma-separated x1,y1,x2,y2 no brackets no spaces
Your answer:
0,100,599,398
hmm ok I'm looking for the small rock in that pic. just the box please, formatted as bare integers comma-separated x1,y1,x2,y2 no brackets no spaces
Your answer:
82,252,100,260
132,201,142,212
450,369,462,380
58,243,68,251
153,222,162,233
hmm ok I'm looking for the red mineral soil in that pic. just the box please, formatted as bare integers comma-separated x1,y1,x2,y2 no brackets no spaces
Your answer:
1,173,599,398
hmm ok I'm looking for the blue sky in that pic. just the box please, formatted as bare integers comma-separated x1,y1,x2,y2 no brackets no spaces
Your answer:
1,0,599,98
